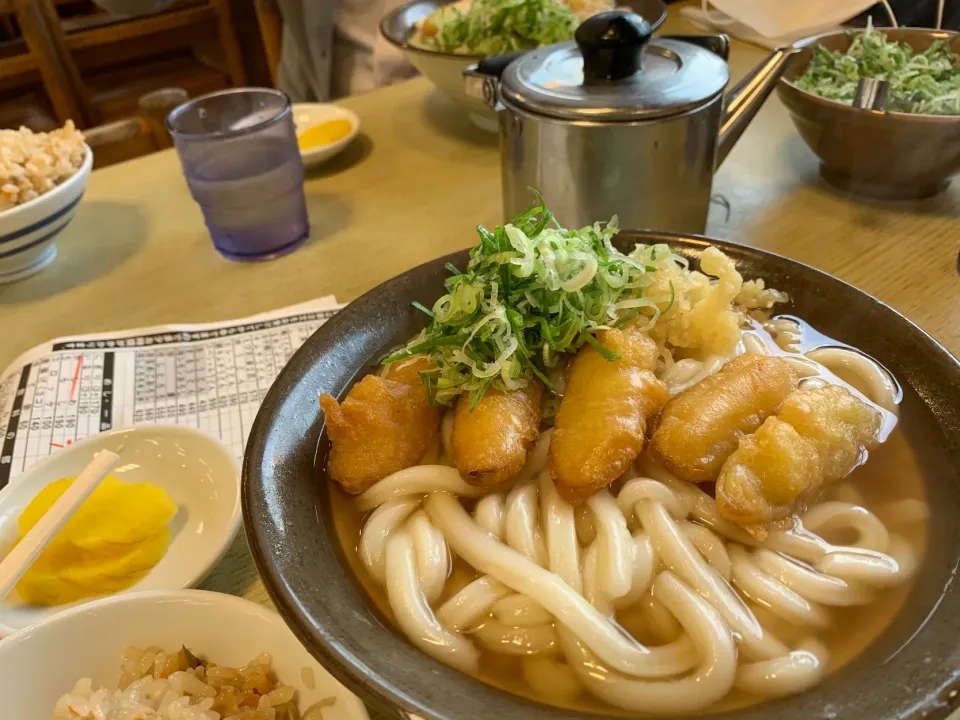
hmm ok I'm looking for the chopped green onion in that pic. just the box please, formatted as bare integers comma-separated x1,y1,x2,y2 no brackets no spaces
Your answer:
412,301,434,317
386,192,687,406
581,332,620,363
419,0,579,56
795,20,960,115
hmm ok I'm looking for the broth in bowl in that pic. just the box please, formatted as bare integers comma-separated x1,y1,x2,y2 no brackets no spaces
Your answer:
317,200,929,714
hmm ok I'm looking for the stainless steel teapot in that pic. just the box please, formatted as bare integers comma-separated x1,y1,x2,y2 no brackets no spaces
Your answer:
464,11,797,233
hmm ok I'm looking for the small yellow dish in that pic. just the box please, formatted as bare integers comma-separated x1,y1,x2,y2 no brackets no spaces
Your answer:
298,119,354,151
0,426,241,634
292,103,360,167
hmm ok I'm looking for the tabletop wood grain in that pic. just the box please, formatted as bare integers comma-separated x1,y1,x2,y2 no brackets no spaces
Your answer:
1,7,958,715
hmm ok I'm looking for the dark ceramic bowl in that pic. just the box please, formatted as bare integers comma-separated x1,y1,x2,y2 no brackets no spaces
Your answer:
778,27,960,200
244,232,960,720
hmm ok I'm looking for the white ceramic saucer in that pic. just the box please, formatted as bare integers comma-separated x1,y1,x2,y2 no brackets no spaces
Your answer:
0,426,241,633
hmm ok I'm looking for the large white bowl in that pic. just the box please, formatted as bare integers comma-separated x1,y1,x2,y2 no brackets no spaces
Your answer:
0,144,92,284
0,426,242,633
380,0,668,133
380,0,498,131
0,589,368,720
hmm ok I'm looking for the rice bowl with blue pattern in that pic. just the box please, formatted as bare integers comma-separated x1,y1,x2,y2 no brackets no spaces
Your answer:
0,123,91,284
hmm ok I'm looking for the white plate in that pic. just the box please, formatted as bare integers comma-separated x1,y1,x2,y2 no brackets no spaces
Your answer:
0,589,368,720
293,103,361,167
0,426,241,633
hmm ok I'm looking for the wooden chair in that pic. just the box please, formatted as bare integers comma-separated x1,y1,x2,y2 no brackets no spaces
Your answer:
4,0,249,130
254,0,282,87
0,0,95,127
82,87,187,167
57,0,248,88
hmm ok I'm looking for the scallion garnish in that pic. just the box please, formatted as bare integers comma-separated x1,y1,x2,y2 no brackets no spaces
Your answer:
386,192,687,407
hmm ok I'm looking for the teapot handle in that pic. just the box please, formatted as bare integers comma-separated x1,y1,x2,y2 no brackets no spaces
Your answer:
475,51,529,78
464,50,530,111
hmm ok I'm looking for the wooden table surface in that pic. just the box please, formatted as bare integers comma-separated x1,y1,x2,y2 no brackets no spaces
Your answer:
1,1,958,682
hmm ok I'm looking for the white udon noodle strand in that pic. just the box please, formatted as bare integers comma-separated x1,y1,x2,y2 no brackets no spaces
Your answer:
426,492,701,679
586,490,634,600
474,619,558,655
806,346,899,413
802,502,890,552
436,576,510,632
539,471,582,593
735,638,829,698
728,544,830,629
659,355,726,395
492,594,553,627
356,451,918,712
408,510,449,605
751,548,875,606
505,481,547,566
384,530,479,673
582,533,658,617
359,497,420,583
474,493,505,540
559,571,737,714
356,465,490,512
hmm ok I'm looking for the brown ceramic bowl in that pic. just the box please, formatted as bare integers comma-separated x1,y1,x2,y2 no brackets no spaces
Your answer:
243,232,960,720
778,28,960,199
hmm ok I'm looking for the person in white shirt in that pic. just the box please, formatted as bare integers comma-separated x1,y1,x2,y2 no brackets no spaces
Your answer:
92,0,416,102
275,0,416,101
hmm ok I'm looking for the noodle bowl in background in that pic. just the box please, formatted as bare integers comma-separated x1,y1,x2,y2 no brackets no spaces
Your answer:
329,317,928,715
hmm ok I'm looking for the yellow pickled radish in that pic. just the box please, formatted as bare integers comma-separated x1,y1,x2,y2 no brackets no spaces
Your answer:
12,475,177,606
16,530,171,606
297,118,353,150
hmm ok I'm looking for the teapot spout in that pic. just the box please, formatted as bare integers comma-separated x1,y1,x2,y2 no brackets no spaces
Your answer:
716,45,799,168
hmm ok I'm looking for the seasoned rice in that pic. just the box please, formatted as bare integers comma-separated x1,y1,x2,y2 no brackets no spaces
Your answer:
52,646,299,720
0,121,86,211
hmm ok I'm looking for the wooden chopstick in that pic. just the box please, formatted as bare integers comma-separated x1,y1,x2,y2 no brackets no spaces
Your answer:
0,448,122,601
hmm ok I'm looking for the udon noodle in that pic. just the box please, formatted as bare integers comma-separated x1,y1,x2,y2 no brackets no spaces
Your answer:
332,319,927,714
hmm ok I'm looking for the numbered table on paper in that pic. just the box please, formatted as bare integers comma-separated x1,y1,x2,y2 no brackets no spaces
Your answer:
0,297,343,489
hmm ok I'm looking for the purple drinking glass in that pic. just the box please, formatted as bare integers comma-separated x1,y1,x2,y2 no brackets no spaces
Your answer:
166,88,309,261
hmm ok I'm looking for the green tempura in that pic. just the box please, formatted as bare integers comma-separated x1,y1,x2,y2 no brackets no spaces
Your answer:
420,0,579,55
795,22,960,115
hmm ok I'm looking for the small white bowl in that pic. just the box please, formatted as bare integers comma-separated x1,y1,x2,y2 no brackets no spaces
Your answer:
0,426,241,633
0,144,92,284
293,104,360,167
0,589,368,720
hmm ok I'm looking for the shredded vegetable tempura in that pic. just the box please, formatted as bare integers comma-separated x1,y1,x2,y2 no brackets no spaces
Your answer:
415,0,579,55
385,194,785,408
795,21,960,115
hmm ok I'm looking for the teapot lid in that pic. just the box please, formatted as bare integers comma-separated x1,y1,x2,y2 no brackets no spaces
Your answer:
500,11,731,121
